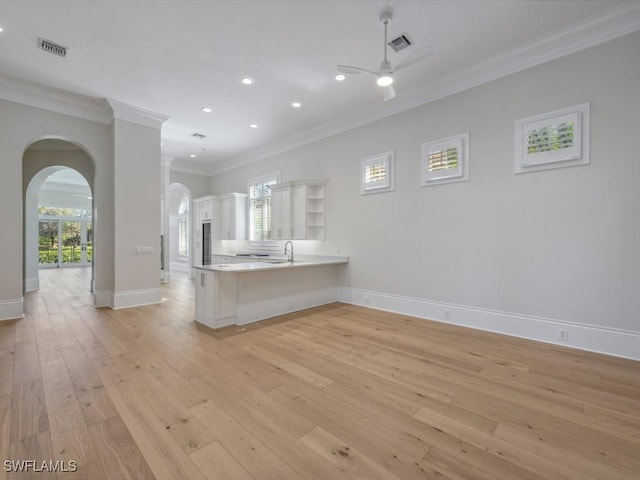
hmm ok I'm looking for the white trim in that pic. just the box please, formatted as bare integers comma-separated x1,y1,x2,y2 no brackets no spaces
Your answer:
169,159,213,176
0,73,112,124
107,99,169,129
113,288,162,309
93,290,114,308
236,287,339,326
0,298,24,321
25,277,39,292
339,287,640,361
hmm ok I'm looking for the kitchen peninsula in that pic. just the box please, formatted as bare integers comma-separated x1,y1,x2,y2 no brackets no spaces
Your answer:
193,255,348,329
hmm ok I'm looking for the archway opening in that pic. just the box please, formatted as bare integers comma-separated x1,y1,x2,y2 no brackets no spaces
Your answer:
23,139,95,296
168,183,192,273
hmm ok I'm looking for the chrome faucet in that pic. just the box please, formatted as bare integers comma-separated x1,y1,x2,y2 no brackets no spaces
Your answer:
284,240,294,263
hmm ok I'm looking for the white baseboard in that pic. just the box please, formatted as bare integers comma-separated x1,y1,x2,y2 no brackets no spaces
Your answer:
94,290,114,308
339,288,640,361
25,277,39,292
113,288,162,310
0,297,24,321
236,287,339,326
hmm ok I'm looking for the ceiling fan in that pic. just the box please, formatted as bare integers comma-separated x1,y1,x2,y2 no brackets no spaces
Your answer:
337,9,435,101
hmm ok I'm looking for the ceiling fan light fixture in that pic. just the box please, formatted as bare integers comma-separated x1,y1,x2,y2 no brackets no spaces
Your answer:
377,72,394,87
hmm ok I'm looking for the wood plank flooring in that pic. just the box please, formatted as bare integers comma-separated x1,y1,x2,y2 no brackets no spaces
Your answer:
1,267,639,479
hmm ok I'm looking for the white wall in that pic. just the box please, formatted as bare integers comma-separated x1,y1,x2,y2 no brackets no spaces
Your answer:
170,170,212,199
210,32,640,358
112,118,163,308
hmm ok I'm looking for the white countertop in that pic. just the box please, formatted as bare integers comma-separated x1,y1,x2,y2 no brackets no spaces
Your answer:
193,255,348,273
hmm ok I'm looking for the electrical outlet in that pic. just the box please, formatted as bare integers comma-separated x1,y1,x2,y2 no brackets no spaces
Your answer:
557,328,569,341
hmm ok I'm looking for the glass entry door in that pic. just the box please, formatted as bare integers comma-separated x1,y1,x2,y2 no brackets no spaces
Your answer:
39,219,92,267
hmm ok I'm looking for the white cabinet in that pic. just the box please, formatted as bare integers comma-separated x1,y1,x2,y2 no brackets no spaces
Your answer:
270,179,327,240
221,193,247,240
194,268,237,329
271,184,292,240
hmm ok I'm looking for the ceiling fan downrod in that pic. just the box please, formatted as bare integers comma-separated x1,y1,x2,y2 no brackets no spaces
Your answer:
377,10,394,87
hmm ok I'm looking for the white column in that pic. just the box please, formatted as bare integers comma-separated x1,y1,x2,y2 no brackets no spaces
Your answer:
108,99,169,308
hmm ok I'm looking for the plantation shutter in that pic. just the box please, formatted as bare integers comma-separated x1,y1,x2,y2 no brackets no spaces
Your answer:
521,111,580,166
248,176,277,241
361,152,393,193
424,137,463,181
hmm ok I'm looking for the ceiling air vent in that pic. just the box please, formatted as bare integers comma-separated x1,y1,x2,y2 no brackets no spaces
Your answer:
38,37,68,58
387,33,413,53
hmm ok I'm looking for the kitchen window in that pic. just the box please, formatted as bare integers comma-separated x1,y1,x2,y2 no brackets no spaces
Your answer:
247,172,280,242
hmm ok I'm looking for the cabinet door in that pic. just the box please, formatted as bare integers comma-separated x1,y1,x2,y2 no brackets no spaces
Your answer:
192,202,202,264
291,185,307,240
221,195,247,240
222,198,233,239
271,187,291,239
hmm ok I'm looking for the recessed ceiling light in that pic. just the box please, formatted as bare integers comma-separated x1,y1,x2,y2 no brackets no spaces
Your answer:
0,27,4,33
240,76,255,85
190,154,197,158
291,102,302,108
335,73,346,82
201,106,212,113
250,124,258,129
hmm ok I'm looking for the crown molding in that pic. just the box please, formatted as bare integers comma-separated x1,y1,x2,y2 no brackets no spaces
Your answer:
211,2,640,176
107,99,169,129
0,73,112,124
169,159,213,177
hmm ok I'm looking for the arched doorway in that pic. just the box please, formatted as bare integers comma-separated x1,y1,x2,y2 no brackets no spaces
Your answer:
168,183,192,273
23,138,95,294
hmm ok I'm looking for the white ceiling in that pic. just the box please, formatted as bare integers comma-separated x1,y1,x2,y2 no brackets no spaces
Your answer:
1,0,639,175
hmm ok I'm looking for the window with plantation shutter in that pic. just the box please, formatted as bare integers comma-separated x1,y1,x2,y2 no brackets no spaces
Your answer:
361,151,394,194
248,173,279,242
515,103,589,174
421,133,469,186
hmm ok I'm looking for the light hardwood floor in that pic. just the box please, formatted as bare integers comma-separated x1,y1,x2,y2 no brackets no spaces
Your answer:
1,268,639,479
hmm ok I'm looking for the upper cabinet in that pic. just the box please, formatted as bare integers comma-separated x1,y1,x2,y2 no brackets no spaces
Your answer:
221,192,247,240
271,183,292,240
270,179,327,240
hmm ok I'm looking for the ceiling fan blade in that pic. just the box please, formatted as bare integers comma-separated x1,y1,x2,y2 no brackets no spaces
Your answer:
394,46,436,72
337,64,377,75
383,84,396,102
